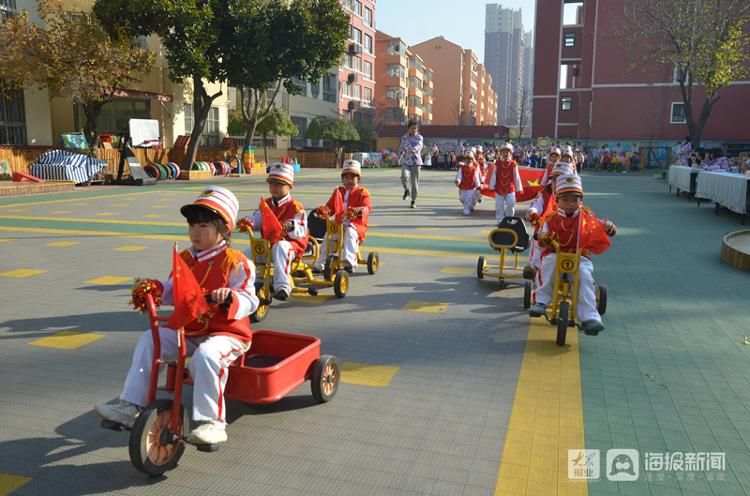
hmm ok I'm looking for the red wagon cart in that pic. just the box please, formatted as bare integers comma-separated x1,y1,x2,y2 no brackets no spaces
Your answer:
110,294,340,477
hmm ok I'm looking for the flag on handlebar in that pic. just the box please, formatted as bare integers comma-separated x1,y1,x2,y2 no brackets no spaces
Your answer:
326,188,345,223
259,197,283,243
167,243,210,330
579,211,612,255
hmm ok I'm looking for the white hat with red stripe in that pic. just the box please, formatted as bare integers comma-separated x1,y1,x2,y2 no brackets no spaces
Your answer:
548,147,561,158
550,162,575,178
267,162,295,186
500,142,514,153
561,145,574,159
555,173,584,197
342,159,362,176
181,185,240,227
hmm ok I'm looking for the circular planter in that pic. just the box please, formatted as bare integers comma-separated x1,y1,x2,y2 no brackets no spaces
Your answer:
721,230,750,271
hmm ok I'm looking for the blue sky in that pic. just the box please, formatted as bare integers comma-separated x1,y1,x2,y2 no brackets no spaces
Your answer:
376,0,536,62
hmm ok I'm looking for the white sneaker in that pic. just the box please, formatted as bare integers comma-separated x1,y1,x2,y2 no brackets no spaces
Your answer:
95,400,139,428
187,421,227,445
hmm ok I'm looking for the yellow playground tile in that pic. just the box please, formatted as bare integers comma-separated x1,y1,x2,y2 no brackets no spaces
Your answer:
113,245,147,252
85,276,132,285
30,330,105,350
6,209,27,213
49,210,72,214
143,214,163,219
402,300,448,313
0,239,11,244
341,361,399,387
436,216,455,220
95,212,116,217
151,205,167,209
46,241,80,247
109,203,129,207
0,473,32,494
71,203,89,206
417,227,440,231
0,269,47,278
440,266,474,275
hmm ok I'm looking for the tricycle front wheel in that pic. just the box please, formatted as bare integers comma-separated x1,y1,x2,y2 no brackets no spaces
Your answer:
311,355,340,403
251,283,271,323
129,399,189,477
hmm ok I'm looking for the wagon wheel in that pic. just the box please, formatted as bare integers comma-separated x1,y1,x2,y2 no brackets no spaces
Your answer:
556,301,569,346
476,256,486,280
596,284,607,316
251,282,271,323
129,399,189,477
324,255,340,281
311,355,340,403
366,252,379,275
523,280,532,309
333,270,349,298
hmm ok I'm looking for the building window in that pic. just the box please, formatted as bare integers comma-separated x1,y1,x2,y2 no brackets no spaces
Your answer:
354,0,362,16
352,84,361,100
364,7,373,27
560,96,573,111
670,102,686,124
76,98,150,136
291,116,307,149
323,73,337,102
184,104,220,145
364,34,373,54
387,41,405,56
0,84,26,145
386,86,404,100
387,64,405,79
559,63,580,89
0,0,16,18
363,87,372,105
563,1,584,26
564,32,576,47
363,60,372,80
349,26,362,45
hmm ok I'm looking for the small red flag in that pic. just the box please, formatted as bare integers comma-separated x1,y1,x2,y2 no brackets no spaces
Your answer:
537,194,558,228
579,211,612,255
259,197,283,243
167,244,210,330
327,188,345,221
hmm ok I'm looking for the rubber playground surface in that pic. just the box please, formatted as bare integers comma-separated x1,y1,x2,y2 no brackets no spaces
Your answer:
0,168,748,496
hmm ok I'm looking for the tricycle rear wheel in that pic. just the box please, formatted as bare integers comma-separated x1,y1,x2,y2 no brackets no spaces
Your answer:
367,252,379,274
523,280,532,309
311,355,340,403
596,284,607,316
556,301,569,346
333,270,349,298
129,399,189,477
324,255,339,281
476,256,486,280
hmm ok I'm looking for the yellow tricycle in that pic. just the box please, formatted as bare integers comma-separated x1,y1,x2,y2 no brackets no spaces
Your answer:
533,238,607,346
308,210,380,277
477,216,530,292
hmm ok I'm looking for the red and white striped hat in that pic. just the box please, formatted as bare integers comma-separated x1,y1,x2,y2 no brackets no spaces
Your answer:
550,162,575,178
548,147,561,158
342,159,362,176
555,173,584,197
499,142,514,153
181,185,239,227
267,162,295,186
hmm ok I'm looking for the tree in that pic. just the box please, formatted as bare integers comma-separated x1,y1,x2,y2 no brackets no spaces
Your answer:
305,116,360,167
93,0,225,170
516,86,532,139
0,0,154,153
622,0,750,147
255,108,299,164
216,0,349,145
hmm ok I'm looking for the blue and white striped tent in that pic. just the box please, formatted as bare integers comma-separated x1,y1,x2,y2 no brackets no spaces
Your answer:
30,150,106,185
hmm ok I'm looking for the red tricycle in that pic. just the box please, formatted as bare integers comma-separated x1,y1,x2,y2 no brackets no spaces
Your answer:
108,294,340,477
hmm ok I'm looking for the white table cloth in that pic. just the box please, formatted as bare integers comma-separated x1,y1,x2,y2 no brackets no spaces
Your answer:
695,171,749,215
668,165,696,193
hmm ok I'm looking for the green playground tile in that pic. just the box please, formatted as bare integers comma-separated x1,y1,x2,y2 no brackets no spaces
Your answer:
606,414,635,427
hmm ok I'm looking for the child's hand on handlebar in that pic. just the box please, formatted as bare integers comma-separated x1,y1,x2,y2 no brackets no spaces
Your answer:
206,288,232,305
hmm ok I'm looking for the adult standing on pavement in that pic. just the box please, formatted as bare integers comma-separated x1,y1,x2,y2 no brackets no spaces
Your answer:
398,120,423,208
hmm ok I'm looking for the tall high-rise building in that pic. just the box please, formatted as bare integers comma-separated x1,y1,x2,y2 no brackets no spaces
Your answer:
484,4,528,128
410,37,497,126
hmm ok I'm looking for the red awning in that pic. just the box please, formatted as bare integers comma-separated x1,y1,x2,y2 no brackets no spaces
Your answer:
113,88,173,102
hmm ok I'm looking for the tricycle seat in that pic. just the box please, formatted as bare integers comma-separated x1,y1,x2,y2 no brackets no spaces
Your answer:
491,217,530,252
308,210,326,240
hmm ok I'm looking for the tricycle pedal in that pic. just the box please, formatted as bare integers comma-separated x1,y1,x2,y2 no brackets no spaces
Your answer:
196,444,220,453
308,287,319,296
100,419,127,432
